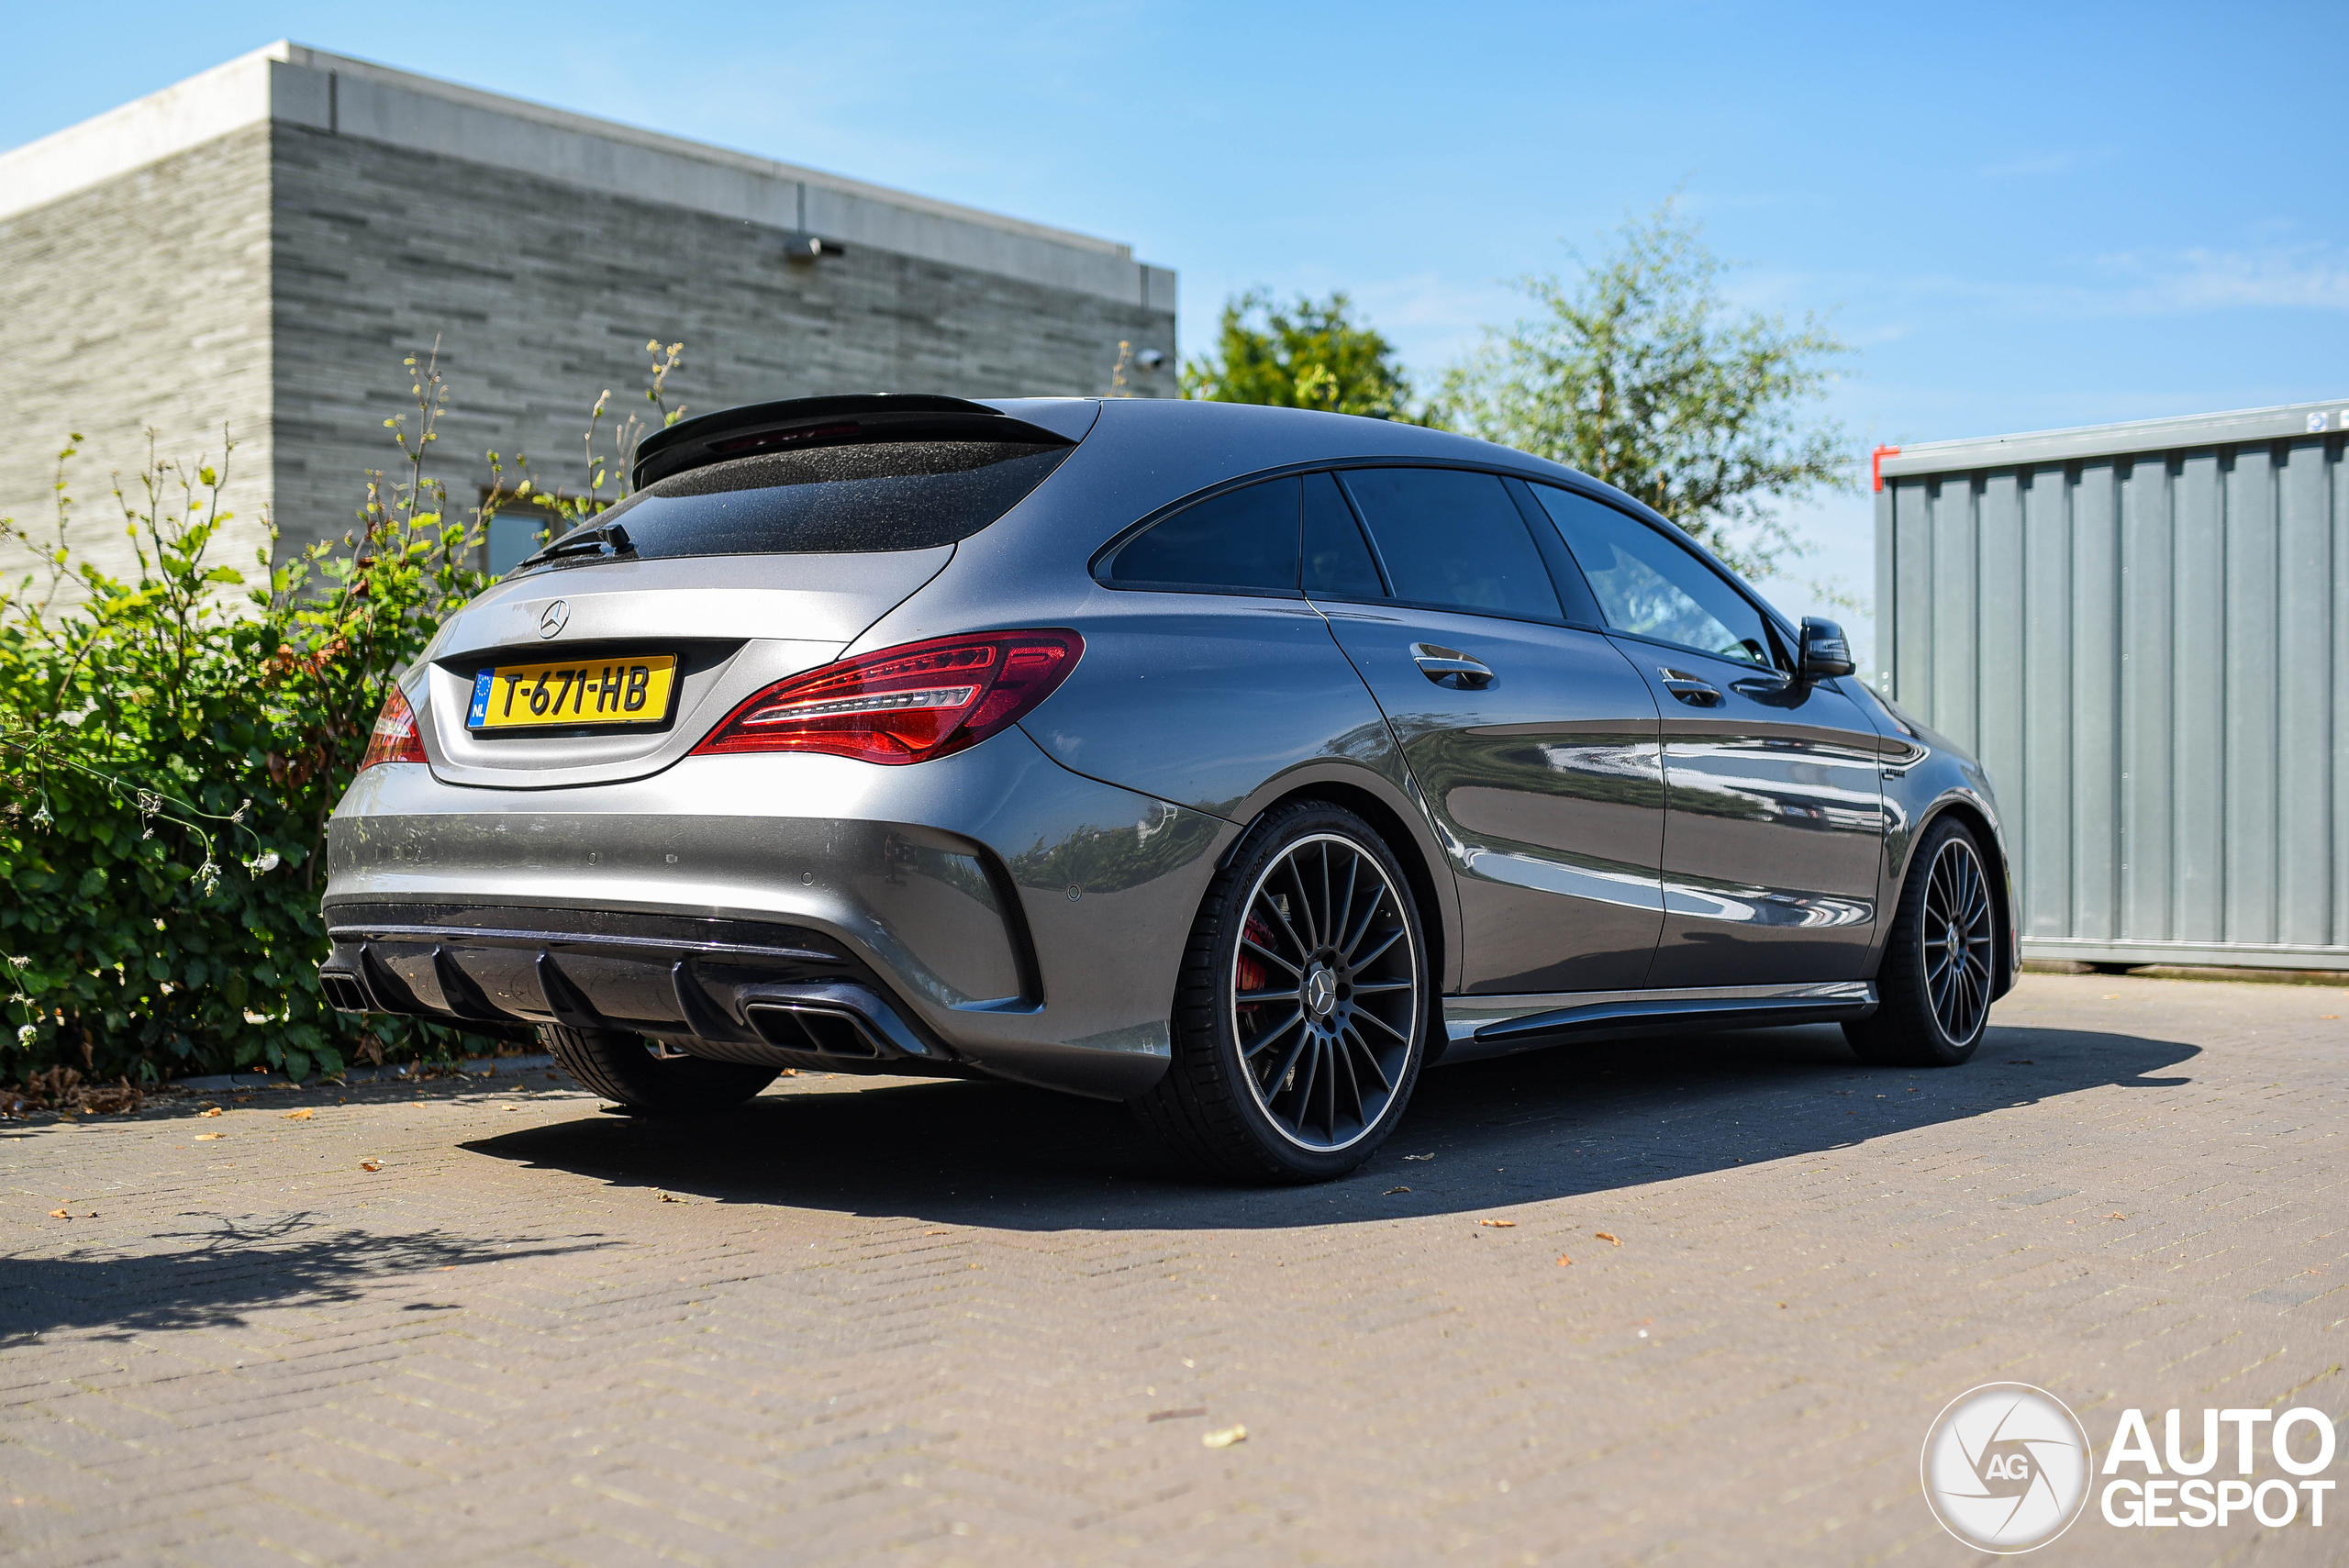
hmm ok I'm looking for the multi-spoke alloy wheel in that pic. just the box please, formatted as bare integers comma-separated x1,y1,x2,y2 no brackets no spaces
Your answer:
1231,832,1419,1152
1845,816,1998,1068
1133,802,1429,1182
1920,835,1995,1043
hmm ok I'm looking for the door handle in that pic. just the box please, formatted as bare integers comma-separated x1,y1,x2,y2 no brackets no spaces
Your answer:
1412,643,1495,689
1658,668,1722,707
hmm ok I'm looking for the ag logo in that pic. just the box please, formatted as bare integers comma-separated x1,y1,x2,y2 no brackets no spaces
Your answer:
1921,1383,2093,1552
538,600,570,639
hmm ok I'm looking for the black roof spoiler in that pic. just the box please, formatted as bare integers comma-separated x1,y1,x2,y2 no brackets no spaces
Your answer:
630,393,1069,490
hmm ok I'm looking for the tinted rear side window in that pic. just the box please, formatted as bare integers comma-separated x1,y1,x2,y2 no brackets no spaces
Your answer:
1106,477,1300,593
541,440,1071,560
1302,473,1385,599
1338,468,1561,621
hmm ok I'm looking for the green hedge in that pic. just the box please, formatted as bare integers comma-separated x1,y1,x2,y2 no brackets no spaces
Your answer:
1,344,683,1085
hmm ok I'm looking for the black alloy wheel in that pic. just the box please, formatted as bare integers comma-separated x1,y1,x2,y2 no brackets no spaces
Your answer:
1920,832,1996,1041
1230,831,1419,1151
1133,801,1429,1182
1845,816,1998,1068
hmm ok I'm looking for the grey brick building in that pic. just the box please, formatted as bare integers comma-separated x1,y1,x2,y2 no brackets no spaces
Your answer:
0,42,1178,582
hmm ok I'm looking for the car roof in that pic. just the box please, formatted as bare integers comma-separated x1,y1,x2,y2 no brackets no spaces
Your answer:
974,397,1796,636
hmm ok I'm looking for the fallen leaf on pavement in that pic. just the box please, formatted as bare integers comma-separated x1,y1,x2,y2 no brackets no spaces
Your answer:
1596,1231,1621,1246
49,1208,69,1219
1147,1407,1207,1422
197,1106,222,1118
2321,1015,2338,1020
1383,1186,1410,1195
283,1108,313,1120
924,1229,950,1235
1555,1255,1572,1266
2007,1060,2035,1066
500,1105,518,1111
195,1132,224,1141
1478,1218,1515,1228
1202,1424,1247,1449
655,1191,680,1203
2106,1211,2126,1219
361,1161,382,1173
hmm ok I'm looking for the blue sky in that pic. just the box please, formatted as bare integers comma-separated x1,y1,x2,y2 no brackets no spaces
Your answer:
11,2,2346,661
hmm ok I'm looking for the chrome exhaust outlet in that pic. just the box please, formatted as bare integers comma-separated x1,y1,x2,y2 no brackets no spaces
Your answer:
739,982,934,1061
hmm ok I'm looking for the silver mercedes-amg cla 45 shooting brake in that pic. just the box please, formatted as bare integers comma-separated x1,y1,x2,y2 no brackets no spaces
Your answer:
321,393,2015,1182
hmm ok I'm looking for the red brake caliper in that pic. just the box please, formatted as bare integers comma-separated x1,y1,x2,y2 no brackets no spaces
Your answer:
1237,916,1275,1011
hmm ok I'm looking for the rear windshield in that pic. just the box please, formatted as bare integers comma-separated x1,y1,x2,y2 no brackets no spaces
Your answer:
534,439,1071,562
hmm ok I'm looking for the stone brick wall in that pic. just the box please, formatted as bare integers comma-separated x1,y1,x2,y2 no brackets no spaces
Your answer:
0,125,277,593
0,114,1174,584
270,123,1175,556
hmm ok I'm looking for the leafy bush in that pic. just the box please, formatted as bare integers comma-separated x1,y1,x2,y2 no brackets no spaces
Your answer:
0,341,684,1088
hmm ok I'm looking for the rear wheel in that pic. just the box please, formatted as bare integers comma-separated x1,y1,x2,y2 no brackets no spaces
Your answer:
539,1024,778,1112
1132,802,1429,1183
1844,817,1998,1067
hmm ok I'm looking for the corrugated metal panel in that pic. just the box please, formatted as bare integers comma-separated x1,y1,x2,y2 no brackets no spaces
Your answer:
1876,397,2349,970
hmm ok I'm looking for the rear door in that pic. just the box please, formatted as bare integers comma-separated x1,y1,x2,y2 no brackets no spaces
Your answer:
1309,469,1666,994
1527,485,1887,986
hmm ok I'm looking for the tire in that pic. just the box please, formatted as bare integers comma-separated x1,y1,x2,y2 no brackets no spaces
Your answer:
1843,816,1998,1068
539,1024,778,1112
1132,801,1431,1183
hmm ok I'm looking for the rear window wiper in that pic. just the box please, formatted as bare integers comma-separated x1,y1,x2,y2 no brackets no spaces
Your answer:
517,520,634,570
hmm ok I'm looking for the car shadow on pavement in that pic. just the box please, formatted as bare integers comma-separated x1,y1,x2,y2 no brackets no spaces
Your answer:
0,1213,611,1341
461,1018,2199,1230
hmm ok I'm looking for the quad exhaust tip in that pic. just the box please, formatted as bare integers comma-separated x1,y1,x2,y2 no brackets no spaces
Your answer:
743,1000,888,1058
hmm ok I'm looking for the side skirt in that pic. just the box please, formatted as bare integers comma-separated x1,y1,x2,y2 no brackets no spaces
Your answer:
1434,981,1876,1065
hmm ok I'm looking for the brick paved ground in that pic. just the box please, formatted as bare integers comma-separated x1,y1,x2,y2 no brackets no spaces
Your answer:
3,973,2345,1566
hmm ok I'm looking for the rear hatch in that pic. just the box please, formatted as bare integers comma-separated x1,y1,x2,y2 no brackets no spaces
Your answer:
416,395,1092,790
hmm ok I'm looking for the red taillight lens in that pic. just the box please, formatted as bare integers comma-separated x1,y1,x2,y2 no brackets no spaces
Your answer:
358,684,428,770
691,629,1083,764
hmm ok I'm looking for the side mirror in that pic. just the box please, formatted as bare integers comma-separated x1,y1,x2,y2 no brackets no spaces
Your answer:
1798,617,1854,678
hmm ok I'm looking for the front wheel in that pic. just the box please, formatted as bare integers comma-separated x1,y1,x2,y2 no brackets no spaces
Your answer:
540,1024,779,1112
1843,817,1998,1067
1131,802,1430,1183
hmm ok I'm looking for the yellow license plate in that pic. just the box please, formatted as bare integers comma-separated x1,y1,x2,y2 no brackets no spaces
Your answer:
467,655,678,729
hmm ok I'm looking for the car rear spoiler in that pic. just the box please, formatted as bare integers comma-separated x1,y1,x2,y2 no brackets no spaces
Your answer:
631,393,1076,490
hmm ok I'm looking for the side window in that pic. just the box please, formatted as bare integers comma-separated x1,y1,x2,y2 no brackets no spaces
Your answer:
1105,477,1299,593
1301,473,1385,599
1337,468,1561,621
1531,486,1775,667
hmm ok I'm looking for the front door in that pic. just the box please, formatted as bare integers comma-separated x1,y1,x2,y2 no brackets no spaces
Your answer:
1526,484,1887,986
1307,468,1666,994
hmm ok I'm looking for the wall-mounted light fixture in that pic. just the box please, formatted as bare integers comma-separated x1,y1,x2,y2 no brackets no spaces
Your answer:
784,231,845,262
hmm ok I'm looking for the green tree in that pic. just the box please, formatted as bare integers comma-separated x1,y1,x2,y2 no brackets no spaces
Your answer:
1437,202,1852,580
1183,290,1419,420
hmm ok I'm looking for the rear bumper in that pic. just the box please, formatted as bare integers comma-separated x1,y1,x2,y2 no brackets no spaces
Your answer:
319,904,966,1077
323,729,1238,1099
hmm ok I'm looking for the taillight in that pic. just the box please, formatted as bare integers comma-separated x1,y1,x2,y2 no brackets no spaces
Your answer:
691,629,1082,764
358,684,428,770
